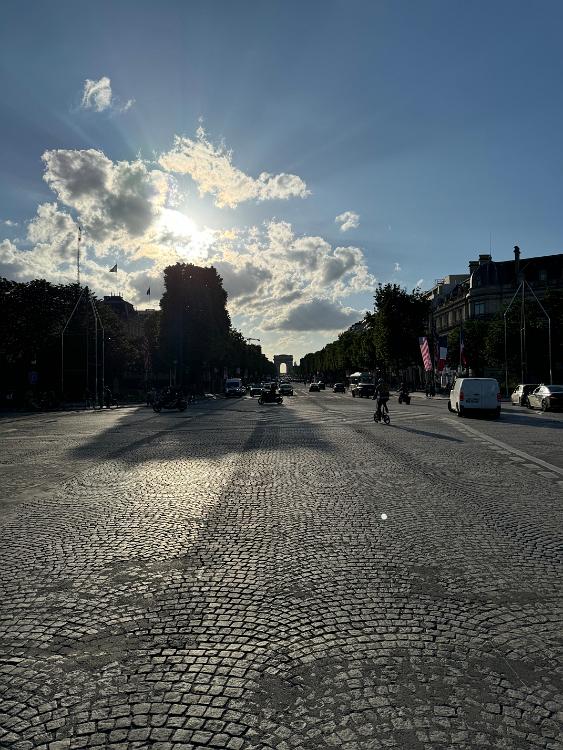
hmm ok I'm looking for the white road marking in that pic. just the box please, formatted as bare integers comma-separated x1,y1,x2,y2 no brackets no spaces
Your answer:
444,418,563,478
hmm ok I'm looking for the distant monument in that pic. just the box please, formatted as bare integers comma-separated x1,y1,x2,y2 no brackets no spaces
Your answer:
273,354,293,377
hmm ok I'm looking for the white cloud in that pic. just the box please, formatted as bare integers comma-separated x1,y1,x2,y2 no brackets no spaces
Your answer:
159,127,309,208
81,76,134,113
394,262,401,272
415,278,424,288
2,219,18,227
42,148,172,244
0,131,376,348
335,210,360,232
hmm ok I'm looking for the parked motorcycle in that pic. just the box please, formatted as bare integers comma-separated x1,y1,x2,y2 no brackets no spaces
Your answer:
153,396,187,412
397,389,411,405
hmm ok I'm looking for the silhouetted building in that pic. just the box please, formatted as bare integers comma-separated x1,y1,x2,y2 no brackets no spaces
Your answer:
101,295,158,338
427,249,563,336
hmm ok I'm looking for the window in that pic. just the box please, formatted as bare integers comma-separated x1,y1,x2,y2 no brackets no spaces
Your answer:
474,302,485,316
538,269,547,282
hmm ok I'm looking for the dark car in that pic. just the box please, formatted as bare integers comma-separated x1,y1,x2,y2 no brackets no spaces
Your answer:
249,384,262,397
280,383,293,396
333,383,346,393
309,383,320,392
527,384,563,412
356,382,375,399
511,383,539,407
317,382,326,390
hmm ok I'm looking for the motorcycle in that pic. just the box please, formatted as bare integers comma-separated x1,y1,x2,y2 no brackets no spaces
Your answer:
153,396,187,412
258,390,283,405
397,389,411,405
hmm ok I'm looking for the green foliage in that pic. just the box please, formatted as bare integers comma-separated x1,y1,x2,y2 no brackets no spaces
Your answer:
484,290,563,382
159,262,275,386
372,284,429,370
300,284,429,379
0,278,139,400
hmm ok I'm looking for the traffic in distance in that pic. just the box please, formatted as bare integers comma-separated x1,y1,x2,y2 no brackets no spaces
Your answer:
173,372,563,419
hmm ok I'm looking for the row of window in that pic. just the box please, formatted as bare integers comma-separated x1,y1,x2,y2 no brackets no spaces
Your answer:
434,307,465,329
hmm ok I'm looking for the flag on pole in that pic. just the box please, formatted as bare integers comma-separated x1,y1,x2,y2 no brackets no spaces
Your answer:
418,337,433,371
146,287,151,295
109,263,118,273
460,325,468,368
438,335,448,371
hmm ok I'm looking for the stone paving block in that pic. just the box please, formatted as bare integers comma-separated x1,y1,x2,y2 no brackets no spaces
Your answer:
1,399,561,750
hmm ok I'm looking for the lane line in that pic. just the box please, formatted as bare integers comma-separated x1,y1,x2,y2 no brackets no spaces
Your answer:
443,417,563,477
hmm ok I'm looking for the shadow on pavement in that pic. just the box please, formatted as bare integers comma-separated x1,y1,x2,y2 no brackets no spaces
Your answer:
391,425,464,442
462,409,563,430
66,399,335,467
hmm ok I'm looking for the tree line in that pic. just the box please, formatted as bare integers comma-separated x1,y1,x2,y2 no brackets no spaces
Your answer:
299,283,562,387
0,262,276,408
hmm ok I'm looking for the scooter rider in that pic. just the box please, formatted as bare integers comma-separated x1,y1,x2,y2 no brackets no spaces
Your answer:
373,378,390,421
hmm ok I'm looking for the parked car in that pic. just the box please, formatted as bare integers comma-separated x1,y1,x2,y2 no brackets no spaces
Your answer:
309,383,320,392
317,382,326,390
333,383,346,393
527,384,563,412
225,378,245,398
249,384,263,397
280,383,294,396
511,383,539,407
448,377,501,417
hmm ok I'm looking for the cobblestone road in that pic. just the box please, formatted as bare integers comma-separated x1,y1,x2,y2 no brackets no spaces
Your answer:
1,389,562,750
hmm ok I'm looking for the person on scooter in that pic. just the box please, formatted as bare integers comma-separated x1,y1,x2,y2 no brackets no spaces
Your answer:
373,378,390,421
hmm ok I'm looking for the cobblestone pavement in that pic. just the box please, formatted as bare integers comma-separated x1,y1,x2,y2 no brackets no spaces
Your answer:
1,389,562,750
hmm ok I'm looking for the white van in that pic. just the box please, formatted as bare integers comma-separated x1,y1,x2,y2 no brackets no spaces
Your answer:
224,378,245,398
448,377,501,417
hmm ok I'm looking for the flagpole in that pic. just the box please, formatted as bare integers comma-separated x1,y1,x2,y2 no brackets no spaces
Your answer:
77,226,82,286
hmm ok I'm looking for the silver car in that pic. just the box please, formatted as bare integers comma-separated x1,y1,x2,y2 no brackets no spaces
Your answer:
527,384,563,412
510,383,539,407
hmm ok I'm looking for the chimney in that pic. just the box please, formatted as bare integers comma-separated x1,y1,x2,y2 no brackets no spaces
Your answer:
469,259,479,275
514,245,520,277
478,253,492,265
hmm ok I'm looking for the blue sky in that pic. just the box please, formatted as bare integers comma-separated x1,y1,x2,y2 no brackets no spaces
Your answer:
1,0,562,359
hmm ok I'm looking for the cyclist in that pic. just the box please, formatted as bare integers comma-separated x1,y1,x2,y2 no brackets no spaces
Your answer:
373,378,390,422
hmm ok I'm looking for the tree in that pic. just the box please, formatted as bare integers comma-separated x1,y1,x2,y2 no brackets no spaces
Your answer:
371,284,429,373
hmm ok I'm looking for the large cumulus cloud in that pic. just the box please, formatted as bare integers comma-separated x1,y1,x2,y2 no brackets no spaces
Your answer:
0,129,376,355
42,149,171,243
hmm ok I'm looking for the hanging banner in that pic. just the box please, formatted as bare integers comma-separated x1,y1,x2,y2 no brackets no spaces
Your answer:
438,335,448,371
418,337,433,372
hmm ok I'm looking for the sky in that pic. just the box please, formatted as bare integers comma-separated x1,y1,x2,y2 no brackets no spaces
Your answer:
1,0,562,361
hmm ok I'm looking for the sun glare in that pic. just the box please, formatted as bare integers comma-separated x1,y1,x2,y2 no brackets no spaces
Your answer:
159,208,215,261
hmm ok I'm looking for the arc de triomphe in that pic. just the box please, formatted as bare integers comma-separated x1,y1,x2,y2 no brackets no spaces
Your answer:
273,354,293,377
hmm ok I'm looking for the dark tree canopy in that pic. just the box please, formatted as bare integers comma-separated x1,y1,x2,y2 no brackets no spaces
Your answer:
159,262,275,387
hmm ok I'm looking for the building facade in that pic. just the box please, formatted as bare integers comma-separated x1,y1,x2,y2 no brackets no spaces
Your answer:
427,248,563,337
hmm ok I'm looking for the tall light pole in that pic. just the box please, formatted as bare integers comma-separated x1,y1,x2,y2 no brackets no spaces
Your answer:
504,278,552,395
77,226,82,286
